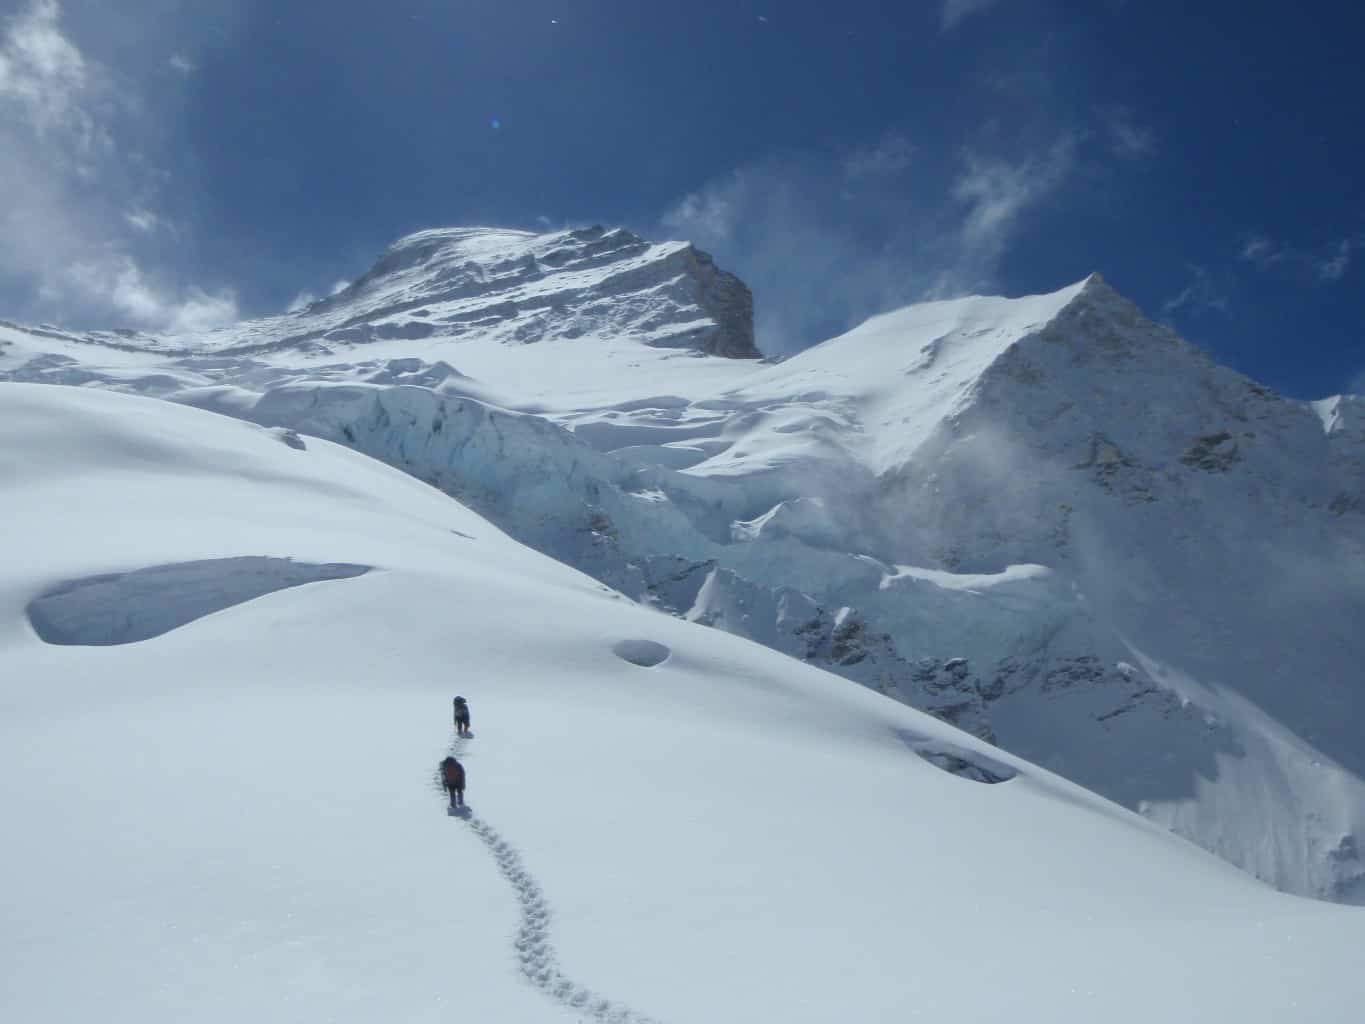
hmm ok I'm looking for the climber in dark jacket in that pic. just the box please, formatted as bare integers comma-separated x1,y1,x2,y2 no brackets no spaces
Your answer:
440,756,466,808
453,695,471,737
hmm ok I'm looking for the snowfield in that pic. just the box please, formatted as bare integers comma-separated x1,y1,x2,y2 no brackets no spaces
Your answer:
5,224,1365,906
3,383,1364,1023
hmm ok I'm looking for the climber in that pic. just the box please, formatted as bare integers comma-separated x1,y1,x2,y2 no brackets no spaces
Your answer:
440,755,466,808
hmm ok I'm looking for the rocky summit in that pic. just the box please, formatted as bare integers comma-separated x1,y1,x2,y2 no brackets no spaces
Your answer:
7,225,758,361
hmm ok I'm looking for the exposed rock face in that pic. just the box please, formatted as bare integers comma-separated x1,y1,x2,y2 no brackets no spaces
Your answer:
0,225,760,360
291,224,759,358
1180,431,1241,471
672,245,756,358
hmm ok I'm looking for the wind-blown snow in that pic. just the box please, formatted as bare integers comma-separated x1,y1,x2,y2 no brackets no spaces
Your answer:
2,383,1363,1023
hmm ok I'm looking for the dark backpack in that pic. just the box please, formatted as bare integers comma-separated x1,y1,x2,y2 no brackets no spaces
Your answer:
441,758,465,788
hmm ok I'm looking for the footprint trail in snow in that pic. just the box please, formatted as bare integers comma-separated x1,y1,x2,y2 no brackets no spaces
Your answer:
448,737,660,1024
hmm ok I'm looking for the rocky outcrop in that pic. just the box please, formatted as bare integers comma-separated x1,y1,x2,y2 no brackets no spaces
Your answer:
674,245,757,358
247,225,758,359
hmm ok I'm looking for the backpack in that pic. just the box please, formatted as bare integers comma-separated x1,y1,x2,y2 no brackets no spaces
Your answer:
453,697,469,720
441,758,465,788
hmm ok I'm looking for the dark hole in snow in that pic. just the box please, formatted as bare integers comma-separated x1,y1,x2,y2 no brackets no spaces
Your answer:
27,557,371,646
612,638,671,668
268,427,307,450
915,749,1016,784
894,731,1017,784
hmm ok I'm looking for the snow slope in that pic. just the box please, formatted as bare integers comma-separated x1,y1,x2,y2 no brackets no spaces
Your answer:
4,227,1365,904
3,382,1364,1024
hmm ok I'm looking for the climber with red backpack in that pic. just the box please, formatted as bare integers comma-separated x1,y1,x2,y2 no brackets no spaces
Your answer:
440,755,466,808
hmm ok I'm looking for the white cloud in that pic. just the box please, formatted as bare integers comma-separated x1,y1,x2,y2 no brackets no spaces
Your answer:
1237,232,1357,284
1162,265,1230,318
843,132,913,180
65,254,236,332
942,0,1001,30
663,185,737,243
0,0,104,153
659,132,1077,354
124,206,160,233
1102,108,1155,160
1237,233,1283,268
660,153,923,353
1315,239,1352,282
0,0,236,331
168,53,194,74
951,139,1073,265
285,278,351,313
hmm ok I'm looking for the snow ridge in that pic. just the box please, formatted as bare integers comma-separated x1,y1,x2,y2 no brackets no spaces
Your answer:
449,738,660,1024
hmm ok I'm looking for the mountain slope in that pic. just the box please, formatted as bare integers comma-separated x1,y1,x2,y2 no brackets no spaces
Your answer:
3,228,1364,902
3,382,1364,1024
0,224,758,361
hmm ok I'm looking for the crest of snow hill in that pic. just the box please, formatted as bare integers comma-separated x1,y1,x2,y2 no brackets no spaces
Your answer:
3,227,1365,903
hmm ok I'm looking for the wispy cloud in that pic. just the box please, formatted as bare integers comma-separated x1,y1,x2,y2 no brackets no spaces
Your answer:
168,53,194,75
0,0,236,331
1162,264,1231,318
1315,239,1353,282
1101,107,1155,160
66,255,238,332
951,138,1073,267
123,206,162,233
661,152,903,353
1237,233,1284,269
286,290,317,314
842,131,913,180
660,131,1077,354
1236,231,1358,284
942,0,1002,31
0,0,105,152
664,186,737,243
285,278,350,314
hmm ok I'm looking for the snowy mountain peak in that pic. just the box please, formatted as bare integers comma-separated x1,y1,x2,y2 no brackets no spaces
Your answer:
245,223,759,359
1039,270,1177,350
0,224,759,361
6,251,1365,906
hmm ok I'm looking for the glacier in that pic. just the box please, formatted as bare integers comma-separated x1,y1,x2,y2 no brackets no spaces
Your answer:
3,381,1363,1023
3,224,1364,904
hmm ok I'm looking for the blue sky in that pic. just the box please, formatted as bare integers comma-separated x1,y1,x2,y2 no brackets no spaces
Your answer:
1,0,1362,397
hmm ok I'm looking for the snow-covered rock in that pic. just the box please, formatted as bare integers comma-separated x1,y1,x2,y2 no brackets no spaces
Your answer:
0,225,758,361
